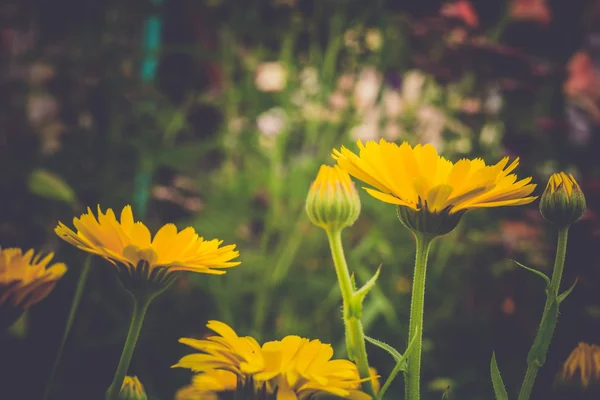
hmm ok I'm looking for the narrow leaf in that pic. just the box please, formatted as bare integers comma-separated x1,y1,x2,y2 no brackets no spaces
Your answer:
558,279,578,304
374,328,420,400
365,335,403,363
441,386,455,400
490,352,509,400
511,260,550,288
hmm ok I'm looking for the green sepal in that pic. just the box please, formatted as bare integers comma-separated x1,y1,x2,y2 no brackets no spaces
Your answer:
490,352,509,400
557,279,578,304
526,295,559,366
511,260,550,289
350,266,381,318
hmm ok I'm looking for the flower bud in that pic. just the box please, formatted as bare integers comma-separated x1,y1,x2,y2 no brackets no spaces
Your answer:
306,165,361,231
119,376,147,400
540,172,586,228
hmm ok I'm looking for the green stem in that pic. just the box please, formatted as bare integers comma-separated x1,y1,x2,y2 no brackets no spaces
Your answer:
517,227,569,400
405,233,434,400
105,294,154,400
326,229,375,397
42,256,92,400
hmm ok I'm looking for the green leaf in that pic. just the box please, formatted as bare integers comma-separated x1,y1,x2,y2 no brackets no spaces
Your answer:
511,260,550,288
373,328,420,400
490,352,509,400
365,335,403,363
28,169,76,205
558,279,578,304
351,266,381,316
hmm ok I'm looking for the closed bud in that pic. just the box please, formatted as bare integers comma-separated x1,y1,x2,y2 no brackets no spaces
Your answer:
306,165,361,231
540,172,586,228
119,376,147,400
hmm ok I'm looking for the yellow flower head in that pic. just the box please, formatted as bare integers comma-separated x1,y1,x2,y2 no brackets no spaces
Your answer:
333,140,536,235
55,205,240,290
119,376,147,400
306,165,361,231
540,172,586,227
175,370,237,400
562,342,600,388
174,320,372,400
0,248,67,327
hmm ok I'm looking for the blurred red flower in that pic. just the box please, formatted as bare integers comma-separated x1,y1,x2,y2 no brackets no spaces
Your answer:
441,0,479,28
510,0,551,25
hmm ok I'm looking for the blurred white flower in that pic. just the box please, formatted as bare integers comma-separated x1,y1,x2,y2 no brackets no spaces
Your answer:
416,105,446,150
383,90,404,118
484,87,503,115
255,62,287,92
384,122,403,140
365,29,383,51
402,70,427,107
349,107,382,141
27,94,59,125
257,107,287,137
329,91,349,111
299,67,320,96
479,123,502,147
353,66,382,112
337,73,355,92
453,137,473,154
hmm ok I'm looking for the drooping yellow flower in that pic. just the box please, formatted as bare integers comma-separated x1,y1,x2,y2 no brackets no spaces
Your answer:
540,172,586,227
119,376,147,400
55,205,240,287
333,140,536,235
173,320,266,377
334,140,536,213
306,165,361,231
562,342,600,388
0,248,67,327
175,370,237,400
174,320,372,400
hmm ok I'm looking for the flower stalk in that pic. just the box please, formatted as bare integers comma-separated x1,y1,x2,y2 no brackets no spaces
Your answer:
326,228,376,397
404,233,434,400
517,227,569,400
105,293,154,400
42,256,92,400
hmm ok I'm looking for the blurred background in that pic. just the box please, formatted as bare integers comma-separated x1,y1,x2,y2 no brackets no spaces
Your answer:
1,0,600,399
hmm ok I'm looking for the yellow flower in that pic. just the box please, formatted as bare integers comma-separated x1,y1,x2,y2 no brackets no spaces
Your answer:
119,376,147,400
0,248,67,327
175,370,236,400
562,342,600,388
540,172,586,227
174,321,372,400
55,205,240,289
306,165,361,231
333,140,536,235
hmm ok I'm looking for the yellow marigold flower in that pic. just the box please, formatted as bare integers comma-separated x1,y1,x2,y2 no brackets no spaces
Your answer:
119,376,147,400
174,320,372,400
55,205,240,290
175,370,237,400
306,165,361,231
540,172,586,228
333,140,536,235
0,248,67,328
562,342,600,388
